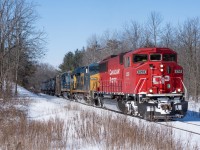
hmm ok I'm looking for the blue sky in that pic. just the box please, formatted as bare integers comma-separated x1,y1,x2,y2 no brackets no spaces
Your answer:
35,0,200,68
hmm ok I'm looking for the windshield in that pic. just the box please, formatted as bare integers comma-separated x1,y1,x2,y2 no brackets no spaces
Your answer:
163,54,176,61
133,54,148,63
89,66,99,72
150,54,161,61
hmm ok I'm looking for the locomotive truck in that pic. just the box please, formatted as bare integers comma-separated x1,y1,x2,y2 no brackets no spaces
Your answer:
41,47,188,120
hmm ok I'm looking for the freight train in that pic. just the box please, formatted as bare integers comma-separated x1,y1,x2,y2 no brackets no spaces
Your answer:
41,47,188,120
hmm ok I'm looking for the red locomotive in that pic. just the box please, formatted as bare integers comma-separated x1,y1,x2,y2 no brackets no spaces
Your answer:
97,47,188,120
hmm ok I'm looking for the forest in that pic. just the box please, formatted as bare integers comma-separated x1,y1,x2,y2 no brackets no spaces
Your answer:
0,0,199,102
0,0,46,100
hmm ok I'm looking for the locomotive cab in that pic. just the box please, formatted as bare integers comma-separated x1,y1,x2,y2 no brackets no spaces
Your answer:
123,48,188,119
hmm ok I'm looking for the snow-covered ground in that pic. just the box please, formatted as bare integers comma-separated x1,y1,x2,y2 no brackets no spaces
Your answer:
17,86,200,149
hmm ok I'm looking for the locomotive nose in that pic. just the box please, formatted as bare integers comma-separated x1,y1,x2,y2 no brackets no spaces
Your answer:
149,61,183,94
150,63,173,94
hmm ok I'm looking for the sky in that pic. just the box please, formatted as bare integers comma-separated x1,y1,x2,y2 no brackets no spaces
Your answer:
34,0,200,68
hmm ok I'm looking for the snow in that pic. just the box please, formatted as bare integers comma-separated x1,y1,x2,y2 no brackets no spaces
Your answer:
17,86,200,149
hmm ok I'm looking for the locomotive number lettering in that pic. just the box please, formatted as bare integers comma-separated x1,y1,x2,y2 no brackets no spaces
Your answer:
175,70,182,74
137,70,147,74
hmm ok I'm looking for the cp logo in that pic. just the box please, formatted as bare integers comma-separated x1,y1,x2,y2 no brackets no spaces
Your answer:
153,76,170,84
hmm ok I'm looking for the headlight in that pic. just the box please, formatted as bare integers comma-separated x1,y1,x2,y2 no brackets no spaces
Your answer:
149,89,153,93
160,68,164,72
160,64,164,68
177,89,181,92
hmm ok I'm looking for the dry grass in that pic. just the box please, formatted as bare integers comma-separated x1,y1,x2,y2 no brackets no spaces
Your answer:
0,98,199,150
0,99,67,150
64,102,199,150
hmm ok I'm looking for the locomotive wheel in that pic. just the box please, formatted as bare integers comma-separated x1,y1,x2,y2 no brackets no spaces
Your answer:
70,94,78,101
142,112,148,120
93,96,103,107
142,111,154,121
62,92,70,99
117,100,128,114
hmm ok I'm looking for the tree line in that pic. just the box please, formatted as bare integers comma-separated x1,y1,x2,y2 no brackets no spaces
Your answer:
59,12,200,102
0,0,46,100
1,1,198,103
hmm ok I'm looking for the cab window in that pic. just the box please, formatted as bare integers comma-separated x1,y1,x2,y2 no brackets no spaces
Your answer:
89,66,99,72
133,54,148,63
163,54,176,61
150,54,161,61
99,62,107,72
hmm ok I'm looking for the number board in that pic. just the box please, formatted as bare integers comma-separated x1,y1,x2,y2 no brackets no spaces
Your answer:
175,70,182,74
137,70,147,74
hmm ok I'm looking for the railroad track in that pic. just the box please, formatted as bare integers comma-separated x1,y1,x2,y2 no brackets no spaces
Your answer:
173,120,200,127
66,98,200,136
156,121,200,136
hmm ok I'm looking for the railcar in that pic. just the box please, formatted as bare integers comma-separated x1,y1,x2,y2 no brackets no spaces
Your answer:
55,72,71,97
41,81,47,94
42,77,56,95
96,47,188,119
71,63,100,101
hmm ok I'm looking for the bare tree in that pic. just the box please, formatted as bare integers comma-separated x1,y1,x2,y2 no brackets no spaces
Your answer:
160,23,175,48
141,28,154,47
147,11,163,46
122,21,143,50
29,63,58,92
0,0,45,98
176,18,200,101
82,34,101,65
99,30,122,56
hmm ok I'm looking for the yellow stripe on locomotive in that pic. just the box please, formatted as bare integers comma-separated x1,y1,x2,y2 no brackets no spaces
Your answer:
90,73,100,91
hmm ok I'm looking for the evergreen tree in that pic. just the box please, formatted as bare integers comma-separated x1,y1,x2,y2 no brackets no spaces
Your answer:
74,49,84,68
59,52,75,72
